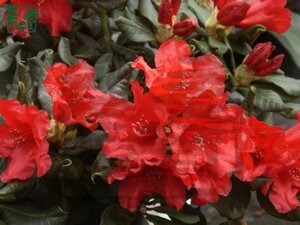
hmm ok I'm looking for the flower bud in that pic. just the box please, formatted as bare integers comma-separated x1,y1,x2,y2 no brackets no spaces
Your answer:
244,42,284,77
173,18,198,37
158,0,181,25
217,1,250,26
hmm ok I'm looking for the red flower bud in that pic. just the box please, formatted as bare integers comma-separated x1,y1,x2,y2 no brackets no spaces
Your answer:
244,42,284,77
158,0,181,25
173,18,198,37
217,1,250,26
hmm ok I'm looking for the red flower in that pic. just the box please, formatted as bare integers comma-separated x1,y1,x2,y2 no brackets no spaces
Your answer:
236,117,287,182
215,0,291,33
44,60,110,131
4,0,72,37
262,160,300,213
261,113,300,213
0,99,50,183
132,40,226,114
168,100,251,204
158,0,181,25
112,160,186,212
244,42,284,76
173,18,198,37
100,81,169,166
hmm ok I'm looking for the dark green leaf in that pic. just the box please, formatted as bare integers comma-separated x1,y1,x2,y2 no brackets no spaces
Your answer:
0,42,23,56
212,177,251,219
0,53,15,72
0,203,68,225
97,62,132,92
61,158,84,181
58,37,78,65
94,53,114,80
254,88,288,112
115,16,156,43
0,179,35,202
270,13,300,69
139,0,158,27
208,37,228,55
27,58,53,115
187,0,210,26
254,75,300,97
99,0,129,10
100,204,135,225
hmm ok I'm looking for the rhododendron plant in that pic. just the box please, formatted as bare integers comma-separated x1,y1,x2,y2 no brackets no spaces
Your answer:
0,0,300,224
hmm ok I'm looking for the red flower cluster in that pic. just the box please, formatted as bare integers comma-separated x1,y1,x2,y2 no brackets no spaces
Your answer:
99,40,251,212
2,0,72,38
214,0,291,33
0,99,51,183
44,60,110,131
158,0,198,38
98,39,300,214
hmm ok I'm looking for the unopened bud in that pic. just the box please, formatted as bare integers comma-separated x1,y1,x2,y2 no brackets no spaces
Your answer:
173,18,198,37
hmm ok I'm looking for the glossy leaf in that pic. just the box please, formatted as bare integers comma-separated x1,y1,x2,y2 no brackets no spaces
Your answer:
212,177,251,219
58,37,78,66
0,179,35,202
99,0,129,10
139,0,158,27
254,88,288,112
0,203,68,225
115,16,156,43
94,53,114,81
100,204,135,225
254,75,300,97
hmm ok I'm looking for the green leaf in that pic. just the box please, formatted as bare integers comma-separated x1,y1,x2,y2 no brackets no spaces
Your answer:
16,62,35,104
0,180,35,202
58,37,78,65
139,0,158,27
0,203,68,225
27,58,53,115
212,177,251,219
254,75,300,97
154,206,200,224
0,42,23,56
208,36,228,55
270,12,300,69
257,191,300,221
100,204,135,225
99,0,129,10
94,53,114,81
0,53,15,72
187,0,210,26
254,88,288,112
97,62,132,92
115,16,156,43
61,158,84,181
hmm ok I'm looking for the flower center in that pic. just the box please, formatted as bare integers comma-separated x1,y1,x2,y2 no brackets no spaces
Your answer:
192,133,211,151
289,167,300,180
9,128,29,144
177,74,190,90
251,149,265,163
131,115,150,137
144,167,163,181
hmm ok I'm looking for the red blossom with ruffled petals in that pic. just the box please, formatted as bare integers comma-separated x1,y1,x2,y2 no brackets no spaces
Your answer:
236,117,287,182
44,60,110,131
100,81,169,166
114,160,186,212
0,99,50,183
132,40,226,114
260,113,300,213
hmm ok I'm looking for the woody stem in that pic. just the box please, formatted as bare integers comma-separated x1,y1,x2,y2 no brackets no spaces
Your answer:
99,6,111,52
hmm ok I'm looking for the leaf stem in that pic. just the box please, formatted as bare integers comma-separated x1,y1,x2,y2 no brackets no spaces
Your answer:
99,6,111,52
